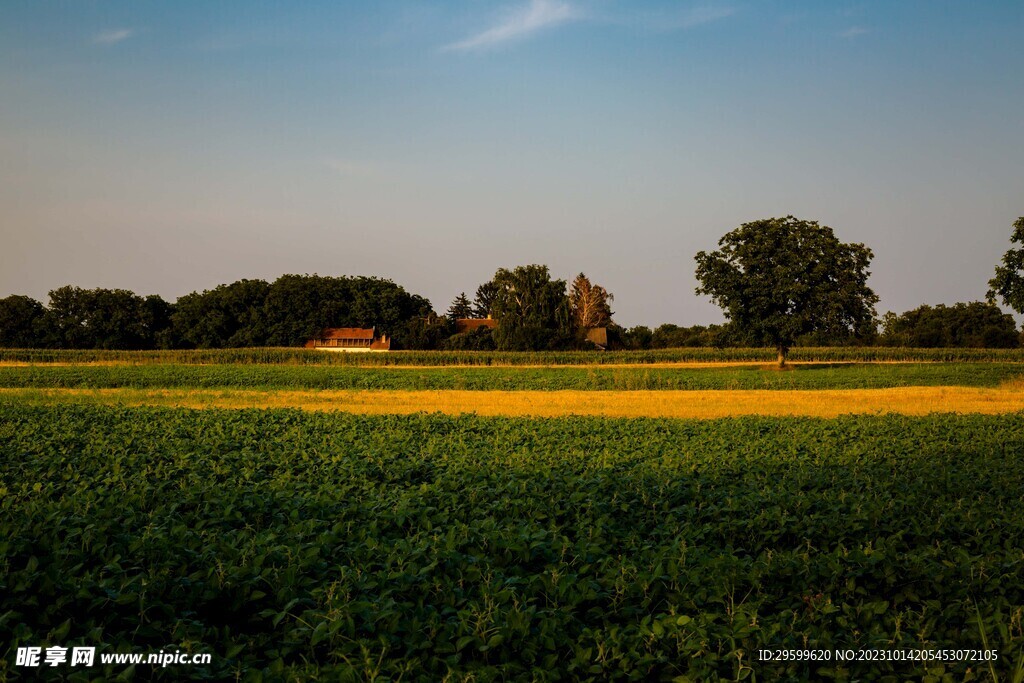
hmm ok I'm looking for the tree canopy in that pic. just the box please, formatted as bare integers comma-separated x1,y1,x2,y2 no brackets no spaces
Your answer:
695,216,878,365
489,265,574,351
171,275,432,349
42,286,172,350
0,295,46,348
472,281,499,319
880,302,1018,348
260,275,431,347
172,279,271,349
569,273,614,329
0,275,439,350
988,217,1024,315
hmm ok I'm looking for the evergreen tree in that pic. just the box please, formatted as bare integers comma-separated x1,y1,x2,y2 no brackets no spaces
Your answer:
447,292,473,321
472,281,499,318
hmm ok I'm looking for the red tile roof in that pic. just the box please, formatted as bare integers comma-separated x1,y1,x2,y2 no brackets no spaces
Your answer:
317,327,375,340
455,318,498,334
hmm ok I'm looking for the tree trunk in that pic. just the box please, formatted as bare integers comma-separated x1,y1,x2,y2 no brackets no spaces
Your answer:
777,345,788,368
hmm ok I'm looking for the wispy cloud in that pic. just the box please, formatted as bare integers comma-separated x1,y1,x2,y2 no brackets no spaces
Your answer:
839,26,869,38
93,28,134,45
441,0,579,52
440,2,736,52
654,5,736,31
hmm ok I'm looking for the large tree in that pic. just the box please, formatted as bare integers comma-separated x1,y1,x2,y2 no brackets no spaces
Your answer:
988,216,1024,315
569,273,614,329
0,295,46,348
695,216,878,366
490,265,573,351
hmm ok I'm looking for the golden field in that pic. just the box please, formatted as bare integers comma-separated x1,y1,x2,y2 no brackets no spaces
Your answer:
5,385,1024,418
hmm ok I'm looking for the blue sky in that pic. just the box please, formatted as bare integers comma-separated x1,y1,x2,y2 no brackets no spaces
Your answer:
1,1,1022,326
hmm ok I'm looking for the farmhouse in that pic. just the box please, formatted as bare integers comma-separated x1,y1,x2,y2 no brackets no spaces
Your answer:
305,327,391,352
454,318,498,334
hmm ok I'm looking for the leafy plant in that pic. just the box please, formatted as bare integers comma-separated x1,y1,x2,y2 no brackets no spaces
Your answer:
4,346,1024,366
2,407,1023,680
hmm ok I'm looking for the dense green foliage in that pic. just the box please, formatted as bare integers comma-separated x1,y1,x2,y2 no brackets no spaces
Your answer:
472,281,499,319
490,265,575,351
171,275,433,349
4,256,1020,352
441,328,497,351
620,324,735,350
27,287,174,350
1,362,1021,391
171,279,271,349
615,322,865,351
1,407,1022,681
400,313,455,351
0,275,433,351
4,346,1024,366
695,216,879,364
989,216,1024,315
880,302,1019,348
0,296,46,348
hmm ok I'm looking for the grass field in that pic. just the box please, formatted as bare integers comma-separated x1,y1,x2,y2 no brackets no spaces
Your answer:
4,346,1024,366
1,362,1023,391
2,350,1023,681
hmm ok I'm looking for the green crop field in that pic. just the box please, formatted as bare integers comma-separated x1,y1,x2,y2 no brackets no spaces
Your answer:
2,404,1024,681
2,353,1024,681
1,361,1023,391
4,346,1024,366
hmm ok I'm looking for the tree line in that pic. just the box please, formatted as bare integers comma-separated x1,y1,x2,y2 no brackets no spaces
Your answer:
617,302,1019,352
1,216,1022,352
0,269,613,351
0,276,431,350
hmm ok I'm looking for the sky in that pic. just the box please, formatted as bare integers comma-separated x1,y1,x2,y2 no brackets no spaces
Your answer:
1,1,1022,327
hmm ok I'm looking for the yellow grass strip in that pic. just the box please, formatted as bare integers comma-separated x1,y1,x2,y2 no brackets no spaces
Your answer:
4,387,1024,418
0,360,1001,369
360,360,942,370
0,361,146,367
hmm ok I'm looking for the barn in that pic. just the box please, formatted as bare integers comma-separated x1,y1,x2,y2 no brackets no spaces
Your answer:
305,327,391,352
